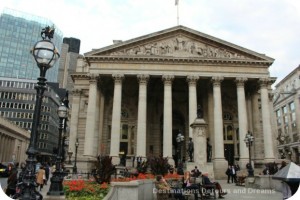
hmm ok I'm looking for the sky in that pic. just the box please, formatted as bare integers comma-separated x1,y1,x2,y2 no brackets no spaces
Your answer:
1,0,300,85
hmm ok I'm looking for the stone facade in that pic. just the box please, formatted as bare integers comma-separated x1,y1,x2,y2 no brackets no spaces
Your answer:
68,26,277,178
273,65,300,164
0,116,29,163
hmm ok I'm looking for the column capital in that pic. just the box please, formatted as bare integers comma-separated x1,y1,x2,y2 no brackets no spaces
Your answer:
259,78,271,88
71,89,82,96
162,75,174,85
186,75,199,85
112,74,124,83
235,77,248,87
137,74,150,84
87,73,99,84
211,76,224,86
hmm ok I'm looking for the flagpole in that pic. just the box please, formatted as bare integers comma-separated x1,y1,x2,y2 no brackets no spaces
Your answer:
176,0,179,25
177,2,179,25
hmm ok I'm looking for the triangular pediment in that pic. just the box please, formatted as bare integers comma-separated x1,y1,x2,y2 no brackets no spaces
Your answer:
85,26,273,63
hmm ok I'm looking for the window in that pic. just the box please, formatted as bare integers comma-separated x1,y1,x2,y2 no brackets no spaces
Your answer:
121,124,128,139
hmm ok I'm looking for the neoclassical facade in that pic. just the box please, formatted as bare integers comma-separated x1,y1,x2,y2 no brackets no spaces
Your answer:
0,116,29,163
68,26,277,177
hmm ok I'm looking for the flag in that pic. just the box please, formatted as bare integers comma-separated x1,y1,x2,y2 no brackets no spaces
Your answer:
175,0,179,6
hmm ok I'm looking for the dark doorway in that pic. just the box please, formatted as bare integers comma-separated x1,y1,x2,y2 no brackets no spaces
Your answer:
120,142,128,155
224,144,234,165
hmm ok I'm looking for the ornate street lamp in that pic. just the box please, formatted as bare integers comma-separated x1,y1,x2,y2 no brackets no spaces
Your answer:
20,26,60,200
244,131,254,177
73,139,79,174
176,130,185,163
48,103,68,195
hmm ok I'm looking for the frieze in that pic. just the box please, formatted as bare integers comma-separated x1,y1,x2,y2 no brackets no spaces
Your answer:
109,36,248,59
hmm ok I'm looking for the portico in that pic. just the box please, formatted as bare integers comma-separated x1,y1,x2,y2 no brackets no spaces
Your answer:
68,26,277,178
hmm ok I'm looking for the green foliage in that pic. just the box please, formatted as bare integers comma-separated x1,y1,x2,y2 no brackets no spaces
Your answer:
148,156,169,176
93,155,116,184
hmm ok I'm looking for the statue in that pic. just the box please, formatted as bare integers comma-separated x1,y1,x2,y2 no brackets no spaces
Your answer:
187,137,194,162
41,25,55,40
207,138,212,162
197,104,203,118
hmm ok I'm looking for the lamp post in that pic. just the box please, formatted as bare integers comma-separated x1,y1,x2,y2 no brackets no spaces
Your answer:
244,131,254,177
20,26,59,200
176,130,185,163
73,139,79,174
47,103,68,195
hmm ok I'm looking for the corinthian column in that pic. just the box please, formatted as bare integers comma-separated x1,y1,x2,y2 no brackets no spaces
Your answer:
187,75,199,137
136,74,149,158
236,78,249,163
110,74,124,164
162,75,174,159
84,74,99,156
69,89,82,154
212,77,227,178
259,78,275,162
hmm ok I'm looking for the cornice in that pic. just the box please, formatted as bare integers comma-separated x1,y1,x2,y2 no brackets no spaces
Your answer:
85,56,271,66
71,73,89,81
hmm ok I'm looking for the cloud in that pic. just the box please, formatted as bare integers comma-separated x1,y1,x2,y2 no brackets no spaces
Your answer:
0,0,299,83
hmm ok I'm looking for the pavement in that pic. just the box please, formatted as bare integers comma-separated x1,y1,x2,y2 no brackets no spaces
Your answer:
40,181,66,200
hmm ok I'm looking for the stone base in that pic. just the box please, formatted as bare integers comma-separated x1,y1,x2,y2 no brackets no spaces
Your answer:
112,156,120,165
213,159,228,179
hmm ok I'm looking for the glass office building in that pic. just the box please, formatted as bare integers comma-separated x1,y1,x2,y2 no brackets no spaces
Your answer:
0,8,63,82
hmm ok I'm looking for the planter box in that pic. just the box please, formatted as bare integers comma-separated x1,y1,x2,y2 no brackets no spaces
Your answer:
245,175,282,192
104,179,155,200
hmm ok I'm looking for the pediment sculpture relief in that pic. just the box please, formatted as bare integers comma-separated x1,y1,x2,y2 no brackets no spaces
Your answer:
109,36,248,59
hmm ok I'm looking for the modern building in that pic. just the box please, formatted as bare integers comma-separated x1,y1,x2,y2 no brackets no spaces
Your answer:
68,26,277,178
273,65,300,164
0,8,67,162
0,77,65,162
0,8,63,82
58,37,80,91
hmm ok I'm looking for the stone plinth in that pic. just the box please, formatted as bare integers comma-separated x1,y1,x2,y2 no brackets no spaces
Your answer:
190,118,207,167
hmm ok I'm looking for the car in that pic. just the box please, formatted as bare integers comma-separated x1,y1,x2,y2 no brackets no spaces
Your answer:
0,163,9,177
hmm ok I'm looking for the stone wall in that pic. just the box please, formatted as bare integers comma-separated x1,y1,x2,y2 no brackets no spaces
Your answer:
104,179,155,200
245,175,282,192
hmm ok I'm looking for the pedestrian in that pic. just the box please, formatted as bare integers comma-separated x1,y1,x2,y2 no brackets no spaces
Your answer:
44,163,50,185
226,166,232,183
191,166,201,178
36,166,45,191
231,165,237,183
5,164,18,197
202,173,227,198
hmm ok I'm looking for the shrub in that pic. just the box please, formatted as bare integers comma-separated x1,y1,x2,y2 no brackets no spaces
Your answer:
93,155,116,184
148,156,169,176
